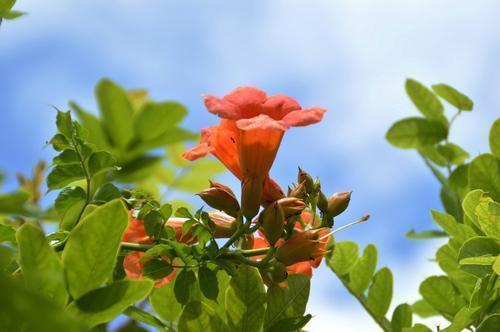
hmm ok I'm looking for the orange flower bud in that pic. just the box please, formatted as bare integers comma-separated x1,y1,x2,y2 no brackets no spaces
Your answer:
277,197,306,218
208,211,237,238
241,176,264,219
327,191,352,218
260,201,284,245
275,229,328,266
197,181,240,217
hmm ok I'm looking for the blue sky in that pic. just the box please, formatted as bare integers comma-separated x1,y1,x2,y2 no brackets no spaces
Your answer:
1,1,499,330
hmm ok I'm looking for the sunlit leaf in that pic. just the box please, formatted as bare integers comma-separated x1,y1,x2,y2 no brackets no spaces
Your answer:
386,117,447,149
150,281,183,322
366,267,393,318
405,79,444,119
469,154,500,202
178,301,225,332
88,151,116,177
348,244,377,295
133,102,187,141
419,276,466,318
431,83,473,111
47,164,85,190
458,236,499,277
327,241,359,276
490,118,500,158
391,303,413,332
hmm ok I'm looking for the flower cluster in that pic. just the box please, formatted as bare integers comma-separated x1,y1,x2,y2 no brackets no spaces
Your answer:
122,87,355,287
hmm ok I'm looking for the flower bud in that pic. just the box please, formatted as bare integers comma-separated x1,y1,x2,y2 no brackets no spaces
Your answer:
327,191,352,218
208,211,237,238
317,191,328,214
277,197,306,218
288,181,306,200
197,181,240,217
241,177,264,219
297,167,314,194
260,201,284,245
275,229,328,266
269,262,288,283
240,233,255,250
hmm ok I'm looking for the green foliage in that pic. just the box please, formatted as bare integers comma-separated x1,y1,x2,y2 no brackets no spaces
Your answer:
225,265,267,332
62,199,129,299
386,117,448,149
0,0,25,20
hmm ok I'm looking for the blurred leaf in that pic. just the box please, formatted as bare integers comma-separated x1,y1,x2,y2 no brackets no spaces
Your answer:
490,118,500,158
448,164,469,199
477,314,500,332
405,79,444,119
88,151,116,177
178,301,225,332
143,258,173,281
0,224,16,244
67,279,153,327
265,274,310,329
96,79,134,149
167,143,191,167
458,236,499,277
174,269,198,306
403,324,432,332
366,267,393,318
411,299,439,318
70,101,111,150
494,255,500,275
267,314,312,332
469,154,500,202
386,117,447,149
144,210,163,238
226,265,266,332
2,9,24,19
431,84,473,111
150,281,183,322
0,0,16,15
0,191,29,214
475,200,500,238
406,229,447,240
56,110,74,137
49,133,72,151
116,156,163,183
419,276,466,318
128,128,197,158
348,244,377,295
47,164,85,191
133,102,187,141
418,146,447,166
62,200,128,299
391,303,413,332
436,143,469,165
17,224,67,307
123,306,165,329
198,265,219,301
55,187,86,231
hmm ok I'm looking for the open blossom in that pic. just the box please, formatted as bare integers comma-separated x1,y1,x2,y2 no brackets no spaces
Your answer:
182,87,326,216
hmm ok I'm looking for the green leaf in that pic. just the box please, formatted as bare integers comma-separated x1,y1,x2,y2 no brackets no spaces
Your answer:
431,84,473,111
96,79,134,149
53,149,79,165
411,300,439,318
328,241,359,276
88,151,116,177
469,154,500,202
494,256,500,275
442,307,479,332
477,314,500,332
406,79,444,118
70,101,111,150
144,210,163,238
348,244,377,295
198,265,219,301
160,203,173,220
458,236,499,277
440,184,462,222
123,306,166,329
405,229,447,240
55,187,87,231
150,281,183,322
178,301,225,332
93,183,121,203
490,118,500,158
403,324,432,332
459,256,496,265
418,146,447,166
386,117,448,149
66,279,153,327
366,267,393,318
133,101,187,141
430,210,475,244
449,164,470,199
0,0,16,15
56,110,74,137
142,258,174,281
62,199,129,299
264,274,310,329
391,303,413,332
2,9,24,19
475,200,500,238
419,276,466,318
16,224,67,307
174,269,198,306
173,159,226,192
47,164,85,190
226,265,266,332
0,191,29,214
436,143,469,165
267,314,312,332
0,224,16,244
